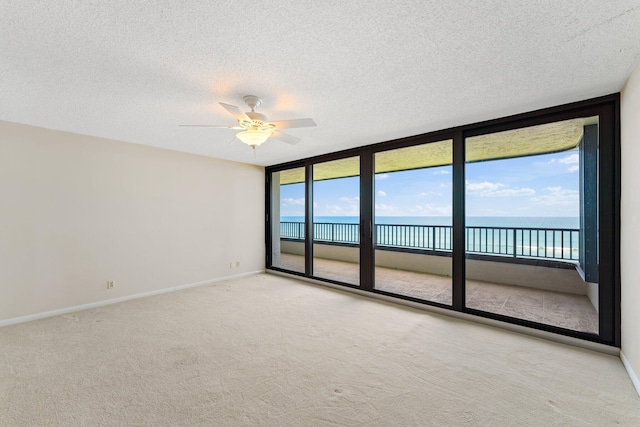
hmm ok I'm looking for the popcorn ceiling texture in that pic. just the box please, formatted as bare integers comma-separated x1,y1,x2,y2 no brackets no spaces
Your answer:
1,1,640,166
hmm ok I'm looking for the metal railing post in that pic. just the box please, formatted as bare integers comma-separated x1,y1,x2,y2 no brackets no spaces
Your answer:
431,226,436,250
278,221,578,262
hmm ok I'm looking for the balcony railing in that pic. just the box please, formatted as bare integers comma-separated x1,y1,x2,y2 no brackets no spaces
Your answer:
280,221,580,262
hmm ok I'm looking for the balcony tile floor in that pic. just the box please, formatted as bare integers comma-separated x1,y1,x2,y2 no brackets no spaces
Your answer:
276,253,598,334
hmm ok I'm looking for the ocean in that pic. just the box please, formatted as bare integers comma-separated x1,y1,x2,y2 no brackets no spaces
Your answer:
281,216,579,229
280,216,580,259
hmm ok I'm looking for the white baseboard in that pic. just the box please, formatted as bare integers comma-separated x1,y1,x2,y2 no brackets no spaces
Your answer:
621,351,640,397
0,270,264,328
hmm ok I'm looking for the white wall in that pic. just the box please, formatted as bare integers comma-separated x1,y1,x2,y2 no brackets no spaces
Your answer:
621,61,640,394
0,121,264,322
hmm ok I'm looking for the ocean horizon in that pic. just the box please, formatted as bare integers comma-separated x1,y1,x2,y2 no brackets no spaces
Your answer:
281,216,580,229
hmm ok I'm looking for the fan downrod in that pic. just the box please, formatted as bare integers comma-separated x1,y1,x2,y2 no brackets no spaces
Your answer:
243,95,262,111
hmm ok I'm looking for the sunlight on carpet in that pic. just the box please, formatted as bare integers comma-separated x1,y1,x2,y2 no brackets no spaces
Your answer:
0,273,638,426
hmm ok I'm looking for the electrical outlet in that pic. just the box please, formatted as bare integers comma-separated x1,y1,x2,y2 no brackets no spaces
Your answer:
229,262,233,269
235,261,240,268
106,280,114,289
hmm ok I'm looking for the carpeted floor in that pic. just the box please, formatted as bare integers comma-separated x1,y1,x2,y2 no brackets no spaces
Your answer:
278,253,599,333
1,273,638,426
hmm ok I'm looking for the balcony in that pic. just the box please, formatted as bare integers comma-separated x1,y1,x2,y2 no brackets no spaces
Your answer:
275,221,598,334
283,221,580,260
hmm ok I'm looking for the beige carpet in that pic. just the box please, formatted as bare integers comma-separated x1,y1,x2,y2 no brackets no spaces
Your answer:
279,253,599,333
1,273,638,426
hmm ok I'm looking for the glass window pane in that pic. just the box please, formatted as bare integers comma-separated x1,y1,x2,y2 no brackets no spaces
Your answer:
464,117,599,334
313,157,360,285
271,167,305,273
374,140,453,305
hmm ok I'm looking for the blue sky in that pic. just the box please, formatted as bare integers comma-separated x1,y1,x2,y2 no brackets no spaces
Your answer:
279,151,580,218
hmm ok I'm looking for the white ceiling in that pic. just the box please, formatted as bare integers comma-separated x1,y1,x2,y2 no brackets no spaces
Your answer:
2,1,640,167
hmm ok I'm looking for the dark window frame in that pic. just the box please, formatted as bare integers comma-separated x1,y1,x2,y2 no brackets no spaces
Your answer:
266,94,621,347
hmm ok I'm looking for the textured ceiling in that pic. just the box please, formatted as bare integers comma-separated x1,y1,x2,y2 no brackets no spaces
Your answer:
1,1,639,167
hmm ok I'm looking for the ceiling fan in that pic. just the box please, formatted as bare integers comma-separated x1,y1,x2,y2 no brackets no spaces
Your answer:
181,95,316,150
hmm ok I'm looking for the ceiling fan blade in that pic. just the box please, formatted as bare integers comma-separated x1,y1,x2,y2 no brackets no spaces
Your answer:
179,124,243,129
268,118,317,129
219,102,251,122
271,131,300,145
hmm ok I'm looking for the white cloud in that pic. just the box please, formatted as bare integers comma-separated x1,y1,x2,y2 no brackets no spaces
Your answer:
320,202,359,216
281,197,305,206
377,190,387,197
412,204,452,216
322,205,348,215
558,154,579,164
313,200,353,216
474,207,510,215
466,180,534,197
375,202,451,216
339,196,359,203
433,170,450,175
375,203,399,214
484,188,536,197
530,186,579,207
541,154,581,173
313,195,360,216
554,154,580,172
466,181,505,193
419,191,442,197
375,173,389,180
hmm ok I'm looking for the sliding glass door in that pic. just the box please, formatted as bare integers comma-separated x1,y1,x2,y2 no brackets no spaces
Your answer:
266,95,619,346
464,116,600,334
373,140,453,305
270,167,306,274
312,157,361,285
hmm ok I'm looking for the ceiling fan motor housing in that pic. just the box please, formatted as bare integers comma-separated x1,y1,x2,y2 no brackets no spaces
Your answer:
242,95,271,129
243,95,262,111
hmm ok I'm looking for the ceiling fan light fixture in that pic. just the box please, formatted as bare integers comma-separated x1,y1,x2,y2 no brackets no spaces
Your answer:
236,129,271,147
181,95,315,151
